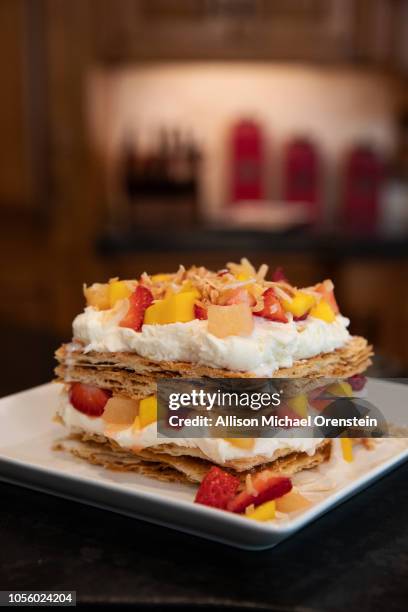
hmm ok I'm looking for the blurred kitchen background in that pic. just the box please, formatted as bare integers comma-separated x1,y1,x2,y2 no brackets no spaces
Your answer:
2,0,408,386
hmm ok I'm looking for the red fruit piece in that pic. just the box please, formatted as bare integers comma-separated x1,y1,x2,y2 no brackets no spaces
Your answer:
194,304,208,320
69,382,112,417
195,466,240,510
272,267,288,283
119,285,153,331
293,311,309,322
227,472,292,514
255,288,288,323
348,374,367,392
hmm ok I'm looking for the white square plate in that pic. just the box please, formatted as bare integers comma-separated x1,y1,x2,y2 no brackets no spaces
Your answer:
0,380,407,550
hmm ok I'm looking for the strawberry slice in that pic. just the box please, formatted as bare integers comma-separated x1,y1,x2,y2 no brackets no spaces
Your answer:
348,374,367,392
69,382,112,417
195,466,240,510
227,471,292,513
119,285,153,331
194,304,208,320
272,267,288,283
254,288,288,323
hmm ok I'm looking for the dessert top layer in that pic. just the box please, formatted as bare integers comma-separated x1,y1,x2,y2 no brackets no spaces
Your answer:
73,258,350,375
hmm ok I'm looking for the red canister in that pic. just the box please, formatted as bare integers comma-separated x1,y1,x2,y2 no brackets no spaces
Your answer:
230,119,265,204
283,138,320,223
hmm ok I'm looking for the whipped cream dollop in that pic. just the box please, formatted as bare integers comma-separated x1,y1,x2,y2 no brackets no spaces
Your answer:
73,304,351,376
58,391,323,464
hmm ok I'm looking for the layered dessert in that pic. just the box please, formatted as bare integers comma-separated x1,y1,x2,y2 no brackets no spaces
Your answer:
55,259,373,518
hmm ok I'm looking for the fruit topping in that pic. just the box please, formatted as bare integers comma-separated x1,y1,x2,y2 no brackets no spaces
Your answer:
224,438,255,450
108,280,133,308
326,381,353,397
220,287,256,307
348,374,367,391
315,280,339,314
254,288,288,323
282,291,316,318
271,267,288,283
194,303,208,320
102,396,139,425
309,299,336,323
275,489,311,513
227,472,292,513
83,283,110,310
207,303,254,338
69,382,112,417
119,285,154,331
246,500,276,521
341,437,353,462
195,466,240,510
139,395,158,428
144,291,198,325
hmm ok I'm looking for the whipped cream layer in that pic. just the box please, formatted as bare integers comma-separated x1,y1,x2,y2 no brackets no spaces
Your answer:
73,303,350,375
58,391,323,464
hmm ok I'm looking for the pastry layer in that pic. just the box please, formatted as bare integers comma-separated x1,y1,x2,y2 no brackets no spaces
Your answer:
57,434,332,484
55,336,373,401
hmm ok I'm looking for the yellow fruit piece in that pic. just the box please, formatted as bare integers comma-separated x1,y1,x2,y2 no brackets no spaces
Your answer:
83,283,110,310
139,395,158,428
282,291,316,318
108,280,132,308
327,381,353,397
276,490,311,513
102,396,139,425
179,281,200,296
246,500,276,521
341,438,353,462
151,273,172,282
224,438,255,450
144,291,197,325
287,394,308,418
235,272,251,282
208,304,254,338
309,299,336,323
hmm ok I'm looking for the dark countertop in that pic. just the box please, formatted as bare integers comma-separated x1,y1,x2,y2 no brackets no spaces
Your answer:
98,227,408,259
1,326,408,610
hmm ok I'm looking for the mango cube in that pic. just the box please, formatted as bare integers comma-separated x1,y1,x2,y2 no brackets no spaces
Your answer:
208,304,254,338
310,299,336,323
282,291,316,318
287,394,308,418
108,280,132,308
139,395,158,428
276,490,311,513
341,438,353,462
246,500,276,521
84,283,110,310
224,438,255,450
327,381,353,397
144,291,197,325
151,273,172,282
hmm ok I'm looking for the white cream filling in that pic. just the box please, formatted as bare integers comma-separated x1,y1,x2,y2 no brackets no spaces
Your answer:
58,391,323,464
73,304,351,376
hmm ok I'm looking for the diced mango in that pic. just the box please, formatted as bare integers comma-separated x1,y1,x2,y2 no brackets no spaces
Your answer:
309,299,336,323
246,500,276,521
287,394,308,418
108,280,132,308
139,395,158,428
152,273,172,282
235,272,251,282
341,438,353,462
276,490,311,513
179,281,200,296
102,396,139,425
224,438,255,450
327,381,353,397
282,291,316,318
208,304,254,338
144,291,197,325
83,283,110,310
